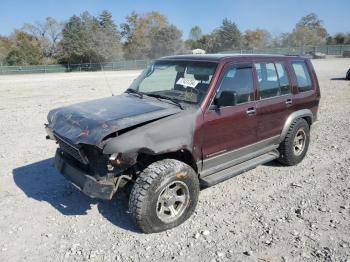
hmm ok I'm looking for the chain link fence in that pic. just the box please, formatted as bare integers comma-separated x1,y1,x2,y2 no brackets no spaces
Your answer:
220,44,350,56
1,44,350,75
0,60,150,75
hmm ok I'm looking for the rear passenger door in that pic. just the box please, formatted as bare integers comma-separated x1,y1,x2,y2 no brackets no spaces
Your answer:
254,61,293,141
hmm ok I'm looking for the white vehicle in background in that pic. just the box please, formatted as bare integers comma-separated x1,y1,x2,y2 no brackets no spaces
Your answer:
192,48,206,54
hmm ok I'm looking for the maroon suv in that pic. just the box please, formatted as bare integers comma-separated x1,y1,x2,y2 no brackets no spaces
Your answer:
45,54,320,233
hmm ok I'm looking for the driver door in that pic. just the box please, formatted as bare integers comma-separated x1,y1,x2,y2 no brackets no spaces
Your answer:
199,63,259,173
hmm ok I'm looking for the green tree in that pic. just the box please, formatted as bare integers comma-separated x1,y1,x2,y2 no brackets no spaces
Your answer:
59,15,87,63
80,11,102,62
244,28,270,49
121,11,183,59
186,26,204,51
284,13,328,46
0,36,11,65
59,11,122,63
188,26,202,41
150,25,183,58
327,33,350,44
96,10,123,61
296,13,327,38
333,33,348,44
195,33,217,52
186,19,242,53
5,31,43,65
99,10,115,29
211,18,242,52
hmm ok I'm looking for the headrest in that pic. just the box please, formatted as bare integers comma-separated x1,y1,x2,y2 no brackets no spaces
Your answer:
194,74,209,81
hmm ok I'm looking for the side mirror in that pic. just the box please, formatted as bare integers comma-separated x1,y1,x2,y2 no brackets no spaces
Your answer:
216,90,237,107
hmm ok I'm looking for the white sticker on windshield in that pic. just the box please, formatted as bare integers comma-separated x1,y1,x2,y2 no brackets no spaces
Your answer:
176,78,199,88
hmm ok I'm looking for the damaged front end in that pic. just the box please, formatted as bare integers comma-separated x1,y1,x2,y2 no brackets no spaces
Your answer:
50,132,135,200
45,94,183,199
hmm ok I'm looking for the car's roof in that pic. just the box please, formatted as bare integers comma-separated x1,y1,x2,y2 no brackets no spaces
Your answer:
158,54,301,62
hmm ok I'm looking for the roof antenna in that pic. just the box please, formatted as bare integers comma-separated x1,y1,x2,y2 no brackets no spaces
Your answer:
97,55,114,96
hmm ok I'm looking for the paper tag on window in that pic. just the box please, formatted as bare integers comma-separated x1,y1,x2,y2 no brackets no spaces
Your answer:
176,78,199,88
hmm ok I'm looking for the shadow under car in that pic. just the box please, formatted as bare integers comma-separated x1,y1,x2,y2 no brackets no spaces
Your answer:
12,158,139,232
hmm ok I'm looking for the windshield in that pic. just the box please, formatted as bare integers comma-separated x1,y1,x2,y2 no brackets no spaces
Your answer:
128,60,218,104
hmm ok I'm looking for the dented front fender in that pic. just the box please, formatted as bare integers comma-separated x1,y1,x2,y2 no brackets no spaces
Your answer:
103,110,197,158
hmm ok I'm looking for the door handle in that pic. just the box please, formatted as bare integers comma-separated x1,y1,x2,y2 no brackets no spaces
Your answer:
246,107,256,115
286,99,293,105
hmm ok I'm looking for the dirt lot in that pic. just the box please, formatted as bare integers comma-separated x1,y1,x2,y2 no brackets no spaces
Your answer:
0,58,350,262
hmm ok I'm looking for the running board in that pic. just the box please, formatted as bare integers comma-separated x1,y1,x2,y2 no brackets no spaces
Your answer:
200,150,279,187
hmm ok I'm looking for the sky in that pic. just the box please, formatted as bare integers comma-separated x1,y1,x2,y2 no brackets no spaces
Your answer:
0,0,349,38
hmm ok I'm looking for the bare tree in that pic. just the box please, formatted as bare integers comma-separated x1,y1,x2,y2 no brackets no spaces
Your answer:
22,17,63,61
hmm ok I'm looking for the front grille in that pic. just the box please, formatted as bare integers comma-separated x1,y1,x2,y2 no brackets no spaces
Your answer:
54,133,88,164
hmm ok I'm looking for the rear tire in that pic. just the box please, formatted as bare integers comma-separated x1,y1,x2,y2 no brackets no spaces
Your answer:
278,118,310,166
128,159,199,233
346,69,350,80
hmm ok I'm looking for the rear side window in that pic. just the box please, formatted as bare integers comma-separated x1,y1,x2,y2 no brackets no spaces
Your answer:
292,61,313,92
255,62,291,99
216,65,254,106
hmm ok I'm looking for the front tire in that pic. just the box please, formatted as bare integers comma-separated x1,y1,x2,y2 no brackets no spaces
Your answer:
128,159,199,233
278,118,310,166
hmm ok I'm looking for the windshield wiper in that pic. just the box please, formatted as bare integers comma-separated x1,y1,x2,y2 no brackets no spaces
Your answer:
125,88,143,98
146,93,184,110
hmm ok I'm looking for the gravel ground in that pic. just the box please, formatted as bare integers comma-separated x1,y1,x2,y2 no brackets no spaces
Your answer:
0,58,350,262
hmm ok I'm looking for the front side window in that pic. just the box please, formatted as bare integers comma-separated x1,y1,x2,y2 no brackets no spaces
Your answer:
292,61,313,92
129,60,217,104
215,64,254,106
255,62,291,99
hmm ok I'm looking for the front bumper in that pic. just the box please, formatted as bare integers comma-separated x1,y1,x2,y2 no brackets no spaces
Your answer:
54,149,116,200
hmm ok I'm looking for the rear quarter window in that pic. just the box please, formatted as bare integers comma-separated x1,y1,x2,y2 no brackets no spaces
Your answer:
292,61,313,92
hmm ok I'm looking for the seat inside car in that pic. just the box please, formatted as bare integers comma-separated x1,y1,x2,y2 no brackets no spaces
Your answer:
194,74,210,103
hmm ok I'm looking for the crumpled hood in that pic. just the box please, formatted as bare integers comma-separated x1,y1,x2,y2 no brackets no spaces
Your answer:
47,93,181,147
